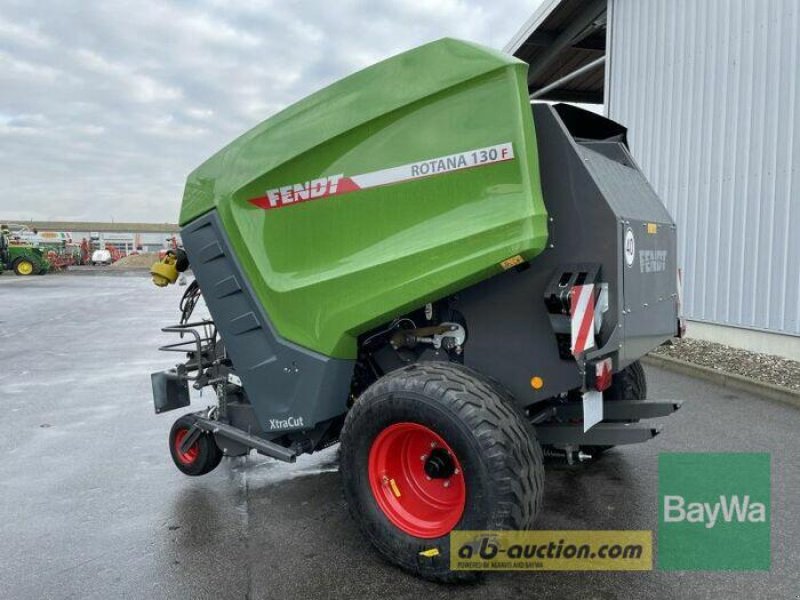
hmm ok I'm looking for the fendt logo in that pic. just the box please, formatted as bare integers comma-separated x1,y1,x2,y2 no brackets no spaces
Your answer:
639,249,667,273
248,142,515,211
268,416,305,430
263,175,344,209
663,494,767,529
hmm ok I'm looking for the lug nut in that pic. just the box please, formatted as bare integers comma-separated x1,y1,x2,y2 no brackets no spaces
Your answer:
430,441,436,448
443,480,450,488
420,454,427,461
454,468,460,475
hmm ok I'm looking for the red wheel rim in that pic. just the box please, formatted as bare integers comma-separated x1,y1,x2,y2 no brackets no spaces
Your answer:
174,429,199,465
368,422,465,538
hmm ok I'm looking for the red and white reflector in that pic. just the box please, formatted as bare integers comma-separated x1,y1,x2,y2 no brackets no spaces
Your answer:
570,284,596,355
594,357,613,392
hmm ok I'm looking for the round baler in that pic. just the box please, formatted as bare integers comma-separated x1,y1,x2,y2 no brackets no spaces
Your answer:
149,38,682,581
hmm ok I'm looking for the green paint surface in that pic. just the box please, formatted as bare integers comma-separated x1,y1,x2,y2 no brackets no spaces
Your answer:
180,38,548,357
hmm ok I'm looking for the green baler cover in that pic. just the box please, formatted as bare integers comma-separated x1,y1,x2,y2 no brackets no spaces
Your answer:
180,38,548,359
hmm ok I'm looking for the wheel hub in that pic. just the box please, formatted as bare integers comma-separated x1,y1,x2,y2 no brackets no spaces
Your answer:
174,428,199,465
423,448,456,479
368,422,465,538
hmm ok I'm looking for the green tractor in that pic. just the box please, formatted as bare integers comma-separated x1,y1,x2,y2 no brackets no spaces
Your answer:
149,39,682,581
0,227,50,276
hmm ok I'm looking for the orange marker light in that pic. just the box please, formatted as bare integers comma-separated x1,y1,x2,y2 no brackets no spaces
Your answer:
530,376,544,390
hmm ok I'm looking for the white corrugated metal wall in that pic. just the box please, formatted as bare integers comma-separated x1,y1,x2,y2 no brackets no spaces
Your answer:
606,0,800,337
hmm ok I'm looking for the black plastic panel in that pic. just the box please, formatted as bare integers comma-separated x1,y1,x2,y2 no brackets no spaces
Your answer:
181,211,354,434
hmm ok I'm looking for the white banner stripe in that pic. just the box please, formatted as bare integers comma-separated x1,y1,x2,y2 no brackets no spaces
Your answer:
252,142,516,210
350,142,514,189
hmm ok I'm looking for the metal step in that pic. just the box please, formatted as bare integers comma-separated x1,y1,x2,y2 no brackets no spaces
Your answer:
533,422,663,446
552,400,682,421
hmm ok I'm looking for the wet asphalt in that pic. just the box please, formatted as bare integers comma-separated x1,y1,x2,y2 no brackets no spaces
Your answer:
0,273,798,600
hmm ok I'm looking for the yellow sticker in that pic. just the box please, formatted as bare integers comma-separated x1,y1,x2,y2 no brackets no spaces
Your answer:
647,223,658,234
419,548,440,558
389,478,401,498
500,255,524,270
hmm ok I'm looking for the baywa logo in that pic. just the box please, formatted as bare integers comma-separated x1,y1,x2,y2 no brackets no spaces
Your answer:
658,453,771,570
663,494,766,528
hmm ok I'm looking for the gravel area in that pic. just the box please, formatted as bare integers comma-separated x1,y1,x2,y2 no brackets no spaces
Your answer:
652,338,800,391
111,252,159,268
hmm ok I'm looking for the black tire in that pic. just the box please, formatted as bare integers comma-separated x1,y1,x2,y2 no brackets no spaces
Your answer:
340,362,544,583
13,258,36,276
582,361,647,456
168,415,223,476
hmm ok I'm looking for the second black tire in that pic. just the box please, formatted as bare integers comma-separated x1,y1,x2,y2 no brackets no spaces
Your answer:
168,414,223,476
13,258,36,276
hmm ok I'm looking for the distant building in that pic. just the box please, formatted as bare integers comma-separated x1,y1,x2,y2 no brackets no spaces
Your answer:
1,221,180,254
507,0,799,359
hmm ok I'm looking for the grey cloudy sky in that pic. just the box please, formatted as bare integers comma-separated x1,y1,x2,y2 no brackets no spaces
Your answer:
0,0,541,223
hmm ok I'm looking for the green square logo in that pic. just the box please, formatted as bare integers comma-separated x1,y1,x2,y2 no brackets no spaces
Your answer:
658,453,770,571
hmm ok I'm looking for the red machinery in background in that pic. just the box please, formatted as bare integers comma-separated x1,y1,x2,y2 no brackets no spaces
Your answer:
105,244,124,263
45,250,76,271
79,238,91,265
